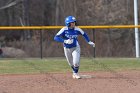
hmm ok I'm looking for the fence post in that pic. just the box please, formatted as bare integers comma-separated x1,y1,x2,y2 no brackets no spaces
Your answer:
92,29,96,58
40,30,43,59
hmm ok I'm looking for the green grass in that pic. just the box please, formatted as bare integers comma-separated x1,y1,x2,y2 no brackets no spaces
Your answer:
80,58,140,71
0,58,140,74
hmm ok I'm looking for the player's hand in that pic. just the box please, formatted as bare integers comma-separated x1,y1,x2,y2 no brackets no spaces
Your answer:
64,39,73,44
88,41,95,47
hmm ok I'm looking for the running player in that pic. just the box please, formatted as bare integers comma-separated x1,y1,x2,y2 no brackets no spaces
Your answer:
54,16,95,79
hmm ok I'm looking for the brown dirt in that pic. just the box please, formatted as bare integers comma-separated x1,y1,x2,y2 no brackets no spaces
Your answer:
0,71,140,93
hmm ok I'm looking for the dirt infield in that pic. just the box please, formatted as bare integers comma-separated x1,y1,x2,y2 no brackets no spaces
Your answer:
0,71,140,93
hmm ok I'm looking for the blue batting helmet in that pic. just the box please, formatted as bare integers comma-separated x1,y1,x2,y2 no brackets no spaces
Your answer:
65,16,76,26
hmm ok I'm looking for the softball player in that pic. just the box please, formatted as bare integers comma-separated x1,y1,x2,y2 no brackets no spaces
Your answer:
54,16,95,79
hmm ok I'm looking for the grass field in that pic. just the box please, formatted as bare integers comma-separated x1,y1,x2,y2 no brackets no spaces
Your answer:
0,58,140,74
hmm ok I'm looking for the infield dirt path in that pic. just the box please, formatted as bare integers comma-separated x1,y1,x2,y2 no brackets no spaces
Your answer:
0,71,140,93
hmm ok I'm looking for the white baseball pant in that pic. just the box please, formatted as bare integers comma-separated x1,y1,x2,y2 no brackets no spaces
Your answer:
64,45,80,67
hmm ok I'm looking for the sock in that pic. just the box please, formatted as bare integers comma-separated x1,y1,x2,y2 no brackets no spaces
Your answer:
71,66,79,73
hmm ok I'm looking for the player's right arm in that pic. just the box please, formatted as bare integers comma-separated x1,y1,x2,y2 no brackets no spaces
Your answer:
54,28,65,43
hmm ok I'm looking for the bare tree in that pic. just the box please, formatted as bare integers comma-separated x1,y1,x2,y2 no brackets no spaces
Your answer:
21,0,31,39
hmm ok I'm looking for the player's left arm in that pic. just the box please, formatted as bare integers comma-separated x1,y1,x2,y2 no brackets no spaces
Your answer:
76,27,90,42
76,27,95,47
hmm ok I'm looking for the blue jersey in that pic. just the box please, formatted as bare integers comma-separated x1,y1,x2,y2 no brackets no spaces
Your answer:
54,26,90,48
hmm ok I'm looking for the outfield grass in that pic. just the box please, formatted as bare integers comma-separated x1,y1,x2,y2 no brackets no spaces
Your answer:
0,58,140,74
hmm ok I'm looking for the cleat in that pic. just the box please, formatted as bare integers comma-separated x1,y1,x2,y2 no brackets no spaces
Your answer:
72,73,81,79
